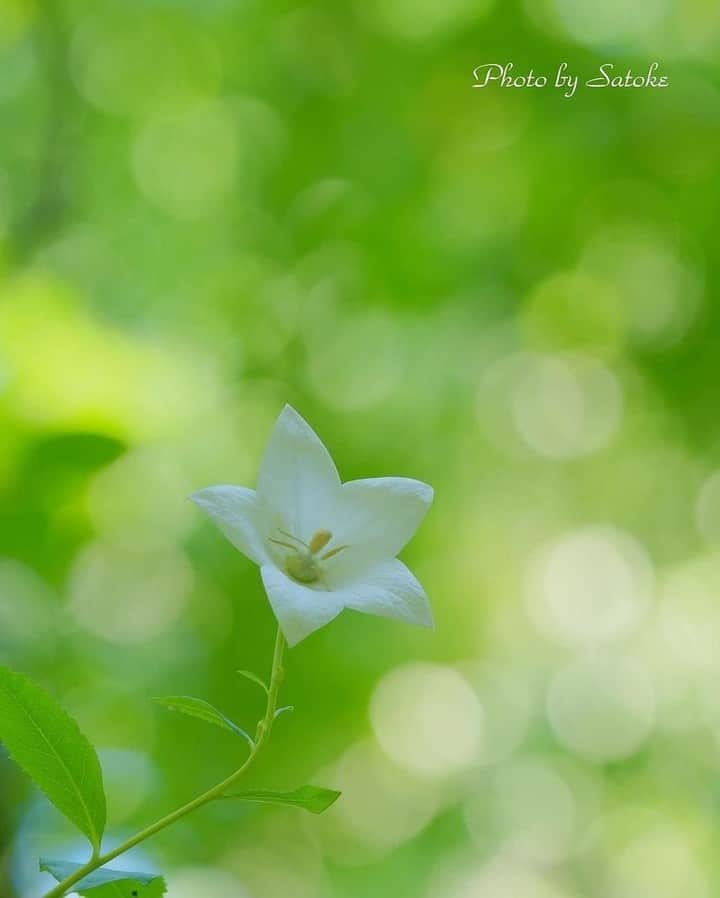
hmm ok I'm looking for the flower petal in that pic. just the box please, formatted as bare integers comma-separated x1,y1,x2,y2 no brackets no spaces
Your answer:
256,405,342,537
326,477,433,579
261,564,345,647
335,558,433,629
190,486,271,565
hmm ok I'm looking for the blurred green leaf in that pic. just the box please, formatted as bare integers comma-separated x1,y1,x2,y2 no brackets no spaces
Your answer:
0,667,106,852
221,785,341,814
154,695,254,748
40,858,167,897
236,669,269,695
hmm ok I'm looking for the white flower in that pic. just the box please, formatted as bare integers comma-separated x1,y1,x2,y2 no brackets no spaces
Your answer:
191,405,434,646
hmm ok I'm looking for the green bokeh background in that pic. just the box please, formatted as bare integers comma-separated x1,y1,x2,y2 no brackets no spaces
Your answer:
2,0,720,896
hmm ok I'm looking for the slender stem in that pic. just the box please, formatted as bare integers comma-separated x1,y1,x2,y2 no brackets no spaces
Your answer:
42,628,287,898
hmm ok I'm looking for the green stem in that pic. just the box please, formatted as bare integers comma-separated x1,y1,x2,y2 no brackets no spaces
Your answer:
41,628,287,898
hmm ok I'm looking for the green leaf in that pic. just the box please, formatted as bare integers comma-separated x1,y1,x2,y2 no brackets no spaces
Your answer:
0,667,106,852
154,695,254,749
236,670,269,695
221,785,341,814
40,858,167,897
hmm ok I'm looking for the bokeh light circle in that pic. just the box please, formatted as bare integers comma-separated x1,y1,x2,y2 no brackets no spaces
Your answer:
87,447,195,552
546,656,655,762
511,354,622,459
522,271,626,354
133,101,238,219
580,226,703,349
305,309,404,411
659,557,720,672
526,526,654,647
478,352,622,460
70,13,221,116
69,542,193,643
695,472,720,545
370,663,483,776
549,0,672,47
466,756,577,866
437,860,574,898
363,0,494,41
585,810,710,898
319,740,439,864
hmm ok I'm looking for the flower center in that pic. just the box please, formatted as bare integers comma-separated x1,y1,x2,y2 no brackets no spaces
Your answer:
269,528,348,585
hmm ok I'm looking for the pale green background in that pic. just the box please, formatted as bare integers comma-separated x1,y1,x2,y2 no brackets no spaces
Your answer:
1,0,720,896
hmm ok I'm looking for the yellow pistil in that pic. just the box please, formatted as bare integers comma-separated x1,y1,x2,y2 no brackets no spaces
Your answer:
308,529,332,553
269,528,349,585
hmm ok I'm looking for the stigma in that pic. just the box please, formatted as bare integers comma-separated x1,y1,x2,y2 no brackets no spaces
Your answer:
269,528,349,585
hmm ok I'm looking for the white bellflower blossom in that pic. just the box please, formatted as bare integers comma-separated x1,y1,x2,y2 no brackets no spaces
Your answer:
191,406,434,646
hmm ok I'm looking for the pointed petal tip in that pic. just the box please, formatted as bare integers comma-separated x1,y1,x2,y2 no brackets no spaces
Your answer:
269,403,313,443
419,481,434,506
188,488,213,507
261,564,345,647
407,605,434,630
188,485,247,508
278,402,303,423
275,403,324,440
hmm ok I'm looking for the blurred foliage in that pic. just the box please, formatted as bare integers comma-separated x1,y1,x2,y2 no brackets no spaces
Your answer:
1,0,720,896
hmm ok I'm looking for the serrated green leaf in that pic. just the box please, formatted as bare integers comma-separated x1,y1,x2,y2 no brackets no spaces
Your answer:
0,667,106,852
236,670,269,695
221,785,341,814
154,695,254,748
40,858,167,897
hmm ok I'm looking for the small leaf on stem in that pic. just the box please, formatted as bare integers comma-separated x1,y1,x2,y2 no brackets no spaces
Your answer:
273,705,294,720
40,858,167,896
154,695,255,749
220,785,341,814
236,669,269,695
